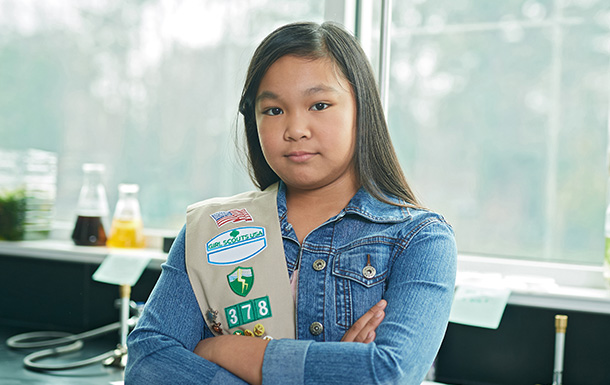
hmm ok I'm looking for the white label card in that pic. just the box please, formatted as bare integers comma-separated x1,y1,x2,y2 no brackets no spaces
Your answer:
92,253,151,286
449,284,511,329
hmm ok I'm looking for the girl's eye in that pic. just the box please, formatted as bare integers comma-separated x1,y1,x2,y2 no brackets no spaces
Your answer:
263,107,283,116
311,102,330,111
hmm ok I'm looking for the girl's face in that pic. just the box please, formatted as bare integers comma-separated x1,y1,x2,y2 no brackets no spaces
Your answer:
255,55,358,193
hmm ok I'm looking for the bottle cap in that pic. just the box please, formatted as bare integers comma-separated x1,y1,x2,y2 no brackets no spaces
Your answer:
555,314,568,333
118,183,139,193
82,163,105,172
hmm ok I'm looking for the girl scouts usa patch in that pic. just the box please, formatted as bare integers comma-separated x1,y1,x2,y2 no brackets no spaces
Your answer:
206,226,267,265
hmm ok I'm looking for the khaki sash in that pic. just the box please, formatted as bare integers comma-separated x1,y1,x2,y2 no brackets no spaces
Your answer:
185,183,295,339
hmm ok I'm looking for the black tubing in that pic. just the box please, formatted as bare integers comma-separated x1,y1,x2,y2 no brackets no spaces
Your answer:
6,322,121,349
23,342,118,371
6,322,122,371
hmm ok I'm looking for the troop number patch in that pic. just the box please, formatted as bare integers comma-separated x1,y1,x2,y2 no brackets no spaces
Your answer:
225,296,272,329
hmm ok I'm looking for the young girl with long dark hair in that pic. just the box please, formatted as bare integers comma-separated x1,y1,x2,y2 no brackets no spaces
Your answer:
126,21,456,385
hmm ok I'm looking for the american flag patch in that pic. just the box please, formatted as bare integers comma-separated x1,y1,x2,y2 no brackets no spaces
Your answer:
210,208,253,228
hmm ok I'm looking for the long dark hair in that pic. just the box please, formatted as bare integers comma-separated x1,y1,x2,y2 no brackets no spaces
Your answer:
238,21,421,208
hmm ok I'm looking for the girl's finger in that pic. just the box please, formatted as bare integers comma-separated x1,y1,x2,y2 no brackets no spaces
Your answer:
341,299,387,342
358,308,385,343
342,303,378,341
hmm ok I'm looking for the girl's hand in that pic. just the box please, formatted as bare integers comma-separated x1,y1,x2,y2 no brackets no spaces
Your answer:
341,299,387,343
194,335,268,385
193,336,220,362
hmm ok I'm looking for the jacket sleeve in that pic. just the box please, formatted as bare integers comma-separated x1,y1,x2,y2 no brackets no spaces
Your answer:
262,219,457,385
125,226,247,385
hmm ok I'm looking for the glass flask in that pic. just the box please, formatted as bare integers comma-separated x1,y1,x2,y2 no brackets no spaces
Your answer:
107,183,145,248
72,163,109,246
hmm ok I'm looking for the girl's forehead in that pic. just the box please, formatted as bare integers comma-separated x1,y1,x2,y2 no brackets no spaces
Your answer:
257,55,351,94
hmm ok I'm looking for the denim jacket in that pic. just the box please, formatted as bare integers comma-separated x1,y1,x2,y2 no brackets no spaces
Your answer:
126,183,457,385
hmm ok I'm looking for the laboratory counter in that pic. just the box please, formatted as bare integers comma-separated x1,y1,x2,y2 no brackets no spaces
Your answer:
1,239,610,384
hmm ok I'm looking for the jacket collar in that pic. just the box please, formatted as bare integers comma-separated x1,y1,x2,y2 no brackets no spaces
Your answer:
276,181,411,225
344,186,412,223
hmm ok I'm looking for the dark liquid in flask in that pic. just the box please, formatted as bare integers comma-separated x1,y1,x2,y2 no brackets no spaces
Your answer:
72,216,107,246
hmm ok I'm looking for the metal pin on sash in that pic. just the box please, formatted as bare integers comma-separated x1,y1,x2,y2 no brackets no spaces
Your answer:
362,254,376,279
253,323,265,337
206,309,218,322
233,324,272,339
206,308,223,335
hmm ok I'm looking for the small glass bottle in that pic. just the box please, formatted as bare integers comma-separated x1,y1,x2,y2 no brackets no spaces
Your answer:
72,163,109,246
107,184,145,248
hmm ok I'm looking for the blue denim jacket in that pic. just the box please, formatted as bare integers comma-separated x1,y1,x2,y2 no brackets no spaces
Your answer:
126,183,457,385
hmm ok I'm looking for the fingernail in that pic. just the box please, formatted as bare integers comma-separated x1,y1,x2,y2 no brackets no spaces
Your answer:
376,300,386,307
375,310,383,318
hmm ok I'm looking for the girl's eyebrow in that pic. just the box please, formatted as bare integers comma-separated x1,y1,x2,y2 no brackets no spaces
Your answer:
303,84,339,96
256,91,279,104
256,85,339,104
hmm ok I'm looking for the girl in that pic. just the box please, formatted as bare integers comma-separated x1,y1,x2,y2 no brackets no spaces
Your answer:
126,21,456,385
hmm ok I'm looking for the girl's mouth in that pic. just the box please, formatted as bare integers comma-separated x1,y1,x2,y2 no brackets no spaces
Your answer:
285,151,317,162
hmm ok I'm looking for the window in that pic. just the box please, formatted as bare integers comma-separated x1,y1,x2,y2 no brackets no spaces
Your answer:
382,0,609,264
2,0,608,266
0,0,326,230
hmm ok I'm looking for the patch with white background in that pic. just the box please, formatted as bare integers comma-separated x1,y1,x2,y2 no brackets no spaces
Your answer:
206,226,267,265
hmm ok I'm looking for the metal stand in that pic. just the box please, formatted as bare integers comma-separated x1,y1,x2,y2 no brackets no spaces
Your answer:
103,284,132,368
552,314,568,385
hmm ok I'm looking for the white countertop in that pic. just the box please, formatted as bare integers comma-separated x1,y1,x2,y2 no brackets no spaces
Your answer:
1,239,610,315
0,239,166,267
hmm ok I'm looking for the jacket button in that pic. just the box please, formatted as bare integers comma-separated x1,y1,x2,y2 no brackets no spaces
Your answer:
362,265,376,279
309,321,323,336
313,259,326,271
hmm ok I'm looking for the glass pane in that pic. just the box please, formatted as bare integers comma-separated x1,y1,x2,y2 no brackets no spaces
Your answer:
0,0,326,230
397,0,555,26
388,0,609,264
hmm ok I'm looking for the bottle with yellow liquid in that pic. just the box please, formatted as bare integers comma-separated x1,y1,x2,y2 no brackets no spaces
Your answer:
107,184,145,248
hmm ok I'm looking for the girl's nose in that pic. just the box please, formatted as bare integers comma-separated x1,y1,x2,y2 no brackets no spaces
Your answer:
284,112,311,141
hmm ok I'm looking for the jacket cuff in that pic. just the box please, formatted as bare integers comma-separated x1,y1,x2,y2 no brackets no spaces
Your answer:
262,339,312,384
209,367,249,384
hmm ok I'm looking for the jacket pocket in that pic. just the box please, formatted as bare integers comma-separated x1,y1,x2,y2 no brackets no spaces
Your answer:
331,238,393,328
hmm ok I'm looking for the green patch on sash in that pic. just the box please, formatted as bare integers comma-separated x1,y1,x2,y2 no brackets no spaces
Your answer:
227,266,254,297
